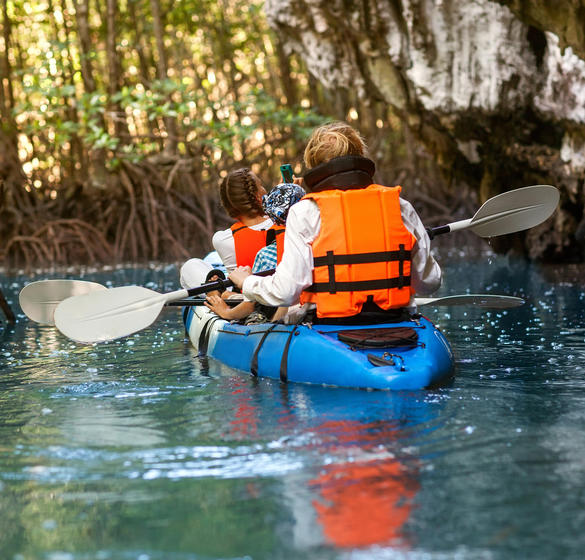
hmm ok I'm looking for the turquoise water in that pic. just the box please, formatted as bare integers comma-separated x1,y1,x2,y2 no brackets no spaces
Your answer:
1,256,585,559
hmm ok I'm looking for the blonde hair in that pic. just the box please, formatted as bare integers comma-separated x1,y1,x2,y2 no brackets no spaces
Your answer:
303,122,368,169
219,168,264,219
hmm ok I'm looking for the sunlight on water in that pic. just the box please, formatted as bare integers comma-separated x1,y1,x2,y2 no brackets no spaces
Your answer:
1,257,585,559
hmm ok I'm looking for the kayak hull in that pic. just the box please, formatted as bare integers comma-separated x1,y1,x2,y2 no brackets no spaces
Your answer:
184,305,455,390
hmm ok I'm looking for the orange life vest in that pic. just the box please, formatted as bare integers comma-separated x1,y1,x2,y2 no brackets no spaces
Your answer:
299,185,416,318
230,222,285,268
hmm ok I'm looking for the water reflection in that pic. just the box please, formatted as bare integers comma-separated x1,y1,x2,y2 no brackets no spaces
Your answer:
205,376,446,551
309,455,417,548
3,258,585,558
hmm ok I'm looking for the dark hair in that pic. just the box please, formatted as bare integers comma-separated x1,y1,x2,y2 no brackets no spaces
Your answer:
219,168,264,219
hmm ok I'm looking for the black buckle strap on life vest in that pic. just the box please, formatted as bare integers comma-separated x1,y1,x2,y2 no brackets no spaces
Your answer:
398,244,406,289
265,227,285,245
305,276,412,293
250,323,279,376
326,250,336,294
303,156,375,192
312,249,412,267
280,326,298,383
307,248,412,294
231,224,248,235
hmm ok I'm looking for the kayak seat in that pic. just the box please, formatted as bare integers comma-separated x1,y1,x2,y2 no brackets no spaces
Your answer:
337,327,418,350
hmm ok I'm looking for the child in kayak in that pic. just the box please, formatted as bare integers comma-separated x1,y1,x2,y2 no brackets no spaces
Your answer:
228,122,441,323
213,167,283,272
180,167,283,289
204,181,305,323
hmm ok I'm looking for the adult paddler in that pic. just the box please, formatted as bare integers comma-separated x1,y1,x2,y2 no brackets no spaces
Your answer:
228,122,442,323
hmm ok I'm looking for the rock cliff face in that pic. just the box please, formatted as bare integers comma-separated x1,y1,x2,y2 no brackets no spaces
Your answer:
265,0,585,260
497,0,585,60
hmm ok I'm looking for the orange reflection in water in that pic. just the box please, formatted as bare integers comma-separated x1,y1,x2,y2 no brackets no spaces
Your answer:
229,379,259,438
309,420,419,548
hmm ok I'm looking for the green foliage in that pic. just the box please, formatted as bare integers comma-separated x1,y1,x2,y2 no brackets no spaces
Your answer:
5,0,334,187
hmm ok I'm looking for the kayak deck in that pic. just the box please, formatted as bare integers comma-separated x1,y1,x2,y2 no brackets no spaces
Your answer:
184,305,455,390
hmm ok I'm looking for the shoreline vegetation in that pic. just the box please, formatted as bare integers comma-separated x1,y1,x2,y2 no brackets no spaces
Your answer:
0,0,467,271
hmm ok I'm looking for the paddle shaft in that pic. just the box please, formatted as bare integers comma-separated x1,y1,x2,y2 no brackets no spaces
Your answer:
168,293,525,309
167,298,241,307
427,224,454,239
186,278,233,297
183,267,275,298
428,218,474,239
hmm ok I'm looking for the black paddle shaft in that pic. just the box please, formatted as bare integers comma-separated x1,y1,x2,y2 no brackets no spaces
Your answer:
184,268,276,298
185,278,234,297
426,225,451,240
167,298,242,307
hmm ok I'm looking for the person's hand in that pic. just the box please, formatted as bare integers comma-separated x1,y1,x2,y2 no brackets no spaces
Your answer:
293,176,304,188
204,294,231,317
229,266,252,289
206,274,221,298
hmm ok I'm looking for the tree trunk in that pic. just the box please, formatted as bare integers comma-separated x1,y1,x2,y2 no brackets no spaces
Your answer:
0,0,14,109
49,0,85,182
265,0,585,261
274,37,298,107
106,0,131,143
128,0,161,148
149,0,178,154
0,1,24,207
73,0,97,92
73,0,108,176
128,0,154,86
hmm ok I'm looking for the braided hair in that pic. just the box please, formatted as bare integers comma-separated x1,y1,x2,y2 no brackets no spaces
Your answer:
219,168,265,219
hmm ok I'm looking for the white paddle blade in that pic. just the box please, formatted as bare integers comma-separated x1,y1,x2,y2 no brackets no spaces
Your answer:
19,280,107,325
415,294,525,309
470,185,559,237
54,286,168,344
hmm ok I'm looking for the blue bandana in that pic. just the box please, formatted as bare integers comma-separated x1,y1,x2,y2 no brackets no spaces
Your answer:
262,183,306,225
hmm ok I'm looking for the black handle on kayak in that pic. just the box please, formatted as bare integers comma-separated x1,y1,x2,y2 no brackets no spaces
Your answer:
185,267,276,298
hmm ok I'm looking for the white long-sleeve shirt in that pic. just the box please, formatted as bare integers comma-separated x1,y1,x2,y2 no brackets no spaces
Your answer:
242,198,441,309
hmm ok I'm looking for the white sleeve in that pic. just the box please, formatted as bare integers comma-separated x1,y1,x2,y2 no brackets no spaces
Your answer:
212,229,237,272
242,200,320,306
400,198,442,295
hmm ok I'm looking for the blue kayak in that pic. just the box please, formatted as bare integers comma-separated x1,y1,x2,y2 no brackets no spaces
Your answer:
184,305,454,390
180,257,454,390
